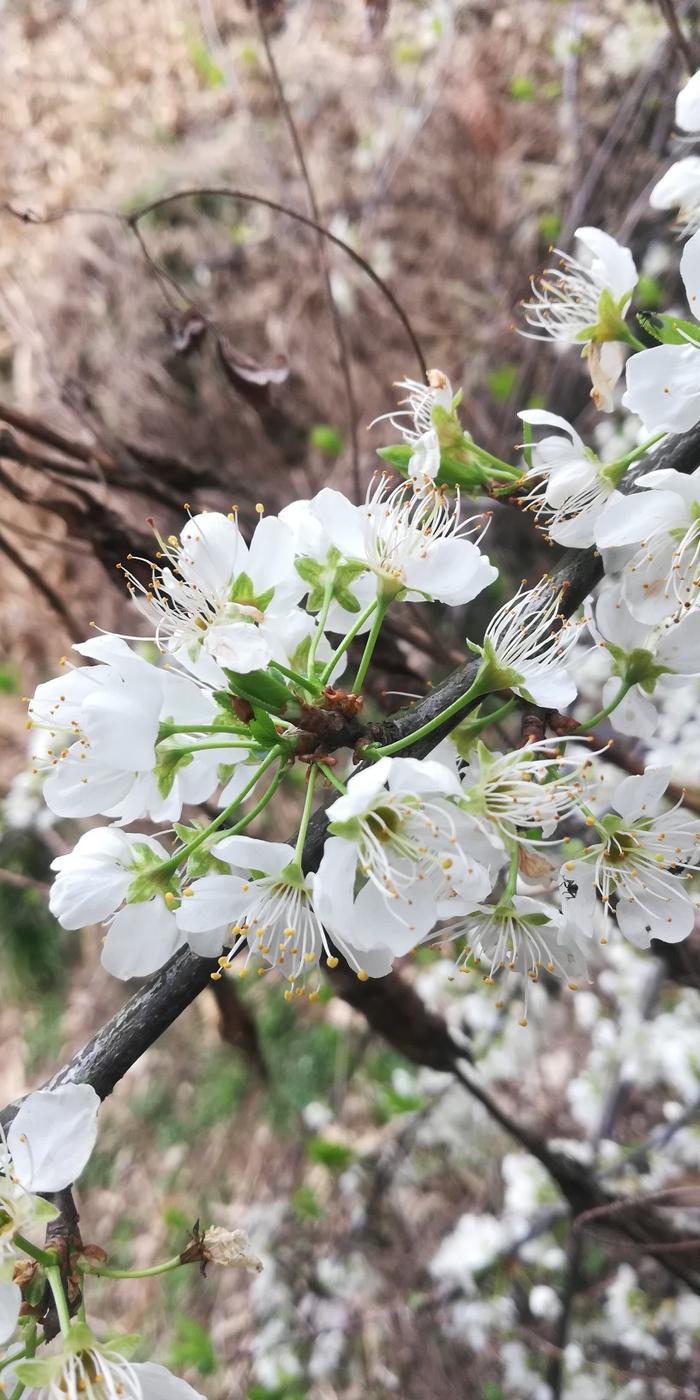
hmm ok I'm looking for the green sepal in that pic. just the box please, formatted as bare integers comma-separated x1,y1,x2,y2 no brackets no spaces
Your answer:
248,708,283,747
328,817,362,841
15,1359,63,1386
186,844,231,879
154,744,193,800
101,1333,142,1360
223,667,290,714
605,642,670,692
376,444,412,472
229,572,275,613
576,287,632,344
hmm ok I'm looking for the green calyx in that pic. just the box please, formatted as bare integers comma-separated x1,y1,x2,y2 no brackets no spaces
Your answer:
470,638,523,699
295,549,367,615
228,571,274,613
126,844,179,906
279,860,307,890
605,642,670,693
576,287,632,345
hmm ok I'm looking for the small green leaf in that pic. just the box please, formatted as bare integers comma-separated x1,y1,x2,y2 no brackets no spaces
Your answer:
305,1136,355,1170
189,39,224,88
538,211,561,243
487,364,518,403
310,423,344,457
168,1316,217,1376
636,274,663,311
509,75,536,100
292,1184,323,1219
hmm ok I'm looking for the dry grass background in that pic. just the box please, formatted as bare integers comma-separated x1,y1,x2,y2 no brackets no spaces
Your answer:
0,3,696,1397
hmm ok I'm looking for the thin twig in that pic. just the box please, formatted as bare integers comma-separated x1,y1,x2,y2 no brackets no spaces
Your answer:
0,526,80,635
254,0,362,500
656,0,696,71
4,194,427,378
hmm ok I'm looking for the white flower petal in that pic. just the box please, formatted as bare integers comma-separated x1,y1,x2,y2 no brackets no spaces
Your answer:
0,1283,21,1344
623,343,700,434
131,1362,206,1400
101,901,185,979
612,766,672,822
8,1084,100,1191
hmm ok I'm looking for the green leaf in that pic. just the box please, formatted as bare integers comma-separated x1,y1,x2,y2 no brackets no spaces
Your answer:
310,423,344,457
189,39,224,88
487,364,518,403
637,311,700,347
538,211,561,243
305,1136,355,1170
224,667,290,713
168,1316,217,1376
292,1184,323,1219
636,274,663,311
509,75,536,100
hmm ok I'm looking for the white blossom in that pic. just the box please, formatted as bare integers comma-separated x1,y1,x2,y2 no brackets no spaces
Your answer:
459,739,593,843
650,155,700,236
8,1084,100,1193
438,894,590,1016
478,580,582,709
522,227,637,345
49,829,190,979
559,766,700,948
309,477,498,606
623,228,700,433
124,510,308,682
517,410,624,547
314,757,496,958
176,835,394,988
596,465,700,623
16,1338,205,1400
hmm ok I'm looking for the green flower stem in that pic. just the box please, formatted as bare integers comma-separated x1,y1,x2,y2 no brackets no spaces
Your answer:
158,722,248,740
46,1265,72,1341
170,740,259,756
268,660,320,696
158,746,284,876
502,843,520,902
316,761,347,794
0,1348,28,1374
307,576,336,678
80,1254,184,1281
617,325,646,352
371,674,496,758
224,762,287,836
616,430,666,469
458,696,518,737
13,1234,56,1268
470,445,522,480
8,1380,25,1400
575,680,632,734
352,600,389,692
294,765,319,862
319,598,380,685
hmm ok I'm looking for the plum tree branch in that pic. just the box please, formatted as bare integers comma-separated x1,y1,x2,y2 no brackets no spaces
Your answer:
3,425,700,1289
